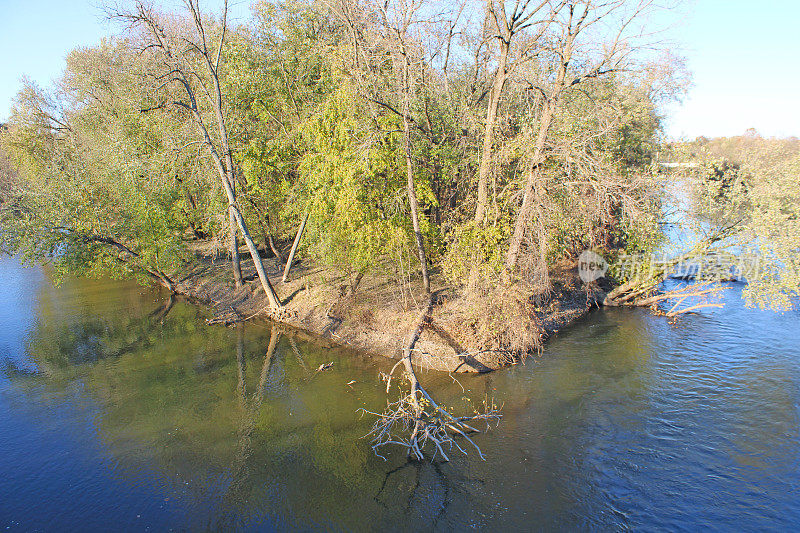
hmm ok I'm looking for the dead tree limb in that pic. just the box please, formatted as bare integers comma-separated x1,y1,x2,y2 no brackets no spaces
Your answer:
603,224,740,312
361,291,501,461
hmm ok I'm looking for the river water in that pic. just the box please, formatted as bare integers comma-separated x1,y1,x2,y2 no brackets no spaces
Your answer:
1,254,799,531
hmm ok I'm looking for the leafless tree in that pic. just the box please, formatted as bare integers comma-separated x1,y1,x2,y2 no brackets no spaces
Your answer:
362,292,501,460
505,0,659,272
474,0,565,225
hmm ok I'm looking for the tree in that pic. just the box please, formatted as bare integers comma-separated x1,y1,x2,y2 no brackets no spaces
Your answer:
229,2,335,263
684,136,800,310
474,0,561,225
379,0,438,293
325,0,441,293
505,0,660,272
112,0,282,310
1,54,188,291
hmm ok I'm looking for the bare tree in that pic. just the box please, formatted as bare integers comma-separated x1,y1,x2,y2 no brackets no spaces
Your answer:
505,0,656,271
363,292,501,461
112,0,282,311
473,0,563,225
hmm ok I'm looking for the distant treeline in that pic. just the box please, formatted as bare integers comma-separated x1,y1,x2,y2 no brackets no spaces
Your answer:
664,131,800,310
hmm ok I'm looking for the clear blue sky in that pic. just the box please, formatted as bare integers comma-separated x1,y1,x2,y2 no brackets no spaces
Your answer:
1,0,798,139
0,0,251,121
662,0,800,139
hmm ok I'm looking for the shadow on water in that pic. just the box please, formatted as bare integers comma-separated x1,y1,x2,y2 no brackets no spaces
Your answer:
1,255,800,530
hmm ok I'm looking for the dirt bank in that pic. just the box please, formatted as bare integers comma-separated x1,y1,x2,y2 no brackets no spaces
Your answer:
171,244,601,372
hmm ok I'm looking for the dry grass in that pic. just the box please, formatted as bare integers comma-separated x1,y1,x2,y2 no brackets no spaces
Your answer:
174,242,597,372
434,281,545,367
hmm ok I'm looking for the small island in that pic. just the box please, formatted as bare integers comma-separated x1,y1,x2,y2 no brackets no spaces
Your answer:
0,0,798,530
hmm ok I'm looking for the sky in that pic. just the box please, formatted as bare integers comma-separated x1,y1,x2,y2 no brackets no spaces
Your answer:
661,0,800,139
0,0,798,139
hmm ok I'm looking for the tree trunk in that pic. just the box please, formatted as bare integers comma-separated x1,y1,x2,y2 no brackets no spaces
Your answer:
86,234,177,293
229,205,243,287
208,27,244,290
505,45,570,272
475,40,509,225
283,212,309,283
127,0,281,312
229,201,282,310
504,102,554,271
268,231,285,262
402,72,431,294
205,57,282,310
199,130,280,310
505,33,573,272
195,113,282,310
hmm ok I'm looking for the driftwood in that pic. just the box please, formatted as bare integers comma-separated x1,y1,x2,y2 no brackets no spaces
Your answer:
361,291,501,461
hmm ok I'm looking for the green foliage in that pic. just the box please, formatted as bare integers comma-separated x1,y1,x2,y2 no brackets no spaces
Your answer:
677,135,800,310
229,0,339,241
295,86,418,273
1,0,735,312
442,220,512,285
0,43,196,284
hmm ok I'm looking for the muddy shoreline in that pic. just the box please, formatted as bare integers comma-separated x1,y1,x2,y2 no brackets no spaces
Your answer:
171,247,600,372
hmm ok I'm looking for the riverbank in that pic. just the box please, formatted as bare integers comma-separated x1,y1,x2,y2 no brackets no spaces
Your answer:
169,243,601,372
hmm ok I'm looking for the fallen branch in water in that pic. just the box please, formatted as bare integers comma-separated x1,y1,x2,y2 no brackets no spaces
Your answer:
361,291,502,461
646,281,728,316
604,227,737,314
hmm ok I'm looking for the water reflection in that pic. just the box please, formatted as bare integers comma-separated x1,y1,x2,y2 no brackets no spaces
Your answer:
1,256,800,530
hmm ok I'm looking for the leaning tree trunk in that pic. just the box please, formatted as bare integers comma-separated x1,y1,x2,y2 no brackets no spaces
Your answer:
282,212,308,283
192,108,282,311
267,224,285,263
474,40,509,226
122,0,281,313
505,33,573,272
602,229,736,314
228,199,282,310
402,66,431,293
229,204,243,288
505,83,559,272
86,234,177,293
209,52,282,311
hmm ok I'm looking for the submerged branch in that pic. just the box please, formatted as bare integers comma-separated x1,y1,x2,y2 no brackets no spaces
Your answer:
604,225,740,312
363,291,502,461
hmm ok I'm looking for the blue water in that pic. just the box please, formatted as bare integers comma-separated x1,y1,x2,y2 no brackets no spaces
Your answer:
1,255,799,531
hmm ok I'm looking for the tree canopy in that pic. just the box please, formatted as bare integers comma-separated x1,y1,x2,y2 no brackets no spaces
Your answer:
3,0,794,314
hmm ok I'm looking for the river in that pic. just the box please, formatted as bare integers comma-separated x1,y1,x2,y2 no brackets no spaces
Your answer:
1,254,799,531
